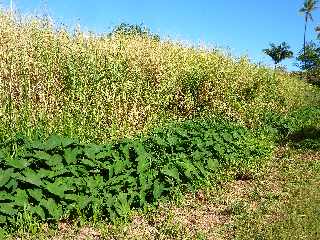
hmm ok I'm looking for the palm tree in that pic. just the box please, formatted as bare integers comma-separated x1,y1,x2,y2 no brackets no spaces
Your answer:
300,0,318,67
263,42,293,70
315,25,320,39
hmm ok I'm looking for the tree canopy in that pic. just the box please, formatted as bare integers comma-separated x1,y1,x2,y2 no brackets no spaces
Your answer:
109,23,160,40
263,42,293,68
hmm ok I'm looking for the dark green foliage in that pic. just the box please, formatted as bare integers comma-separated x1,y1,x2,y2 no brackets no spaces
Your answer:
263,42,293,68
296,41,320,86
109,23,160,40
261,106,320,142
0,119,271,227
297,42,320,70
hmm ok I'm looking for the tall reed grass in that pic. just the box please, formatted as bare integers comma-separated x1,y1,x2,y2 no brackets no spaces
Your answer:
0,11,319,142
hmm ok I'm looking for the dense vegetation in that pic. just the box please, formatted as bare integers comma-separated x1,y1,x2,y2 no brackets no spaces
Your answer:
0,13,318,142
0,11,319,235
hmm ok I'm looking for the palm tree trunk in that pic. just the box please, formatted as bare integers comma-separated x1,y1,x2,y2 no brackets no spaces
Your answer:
303,15,308,70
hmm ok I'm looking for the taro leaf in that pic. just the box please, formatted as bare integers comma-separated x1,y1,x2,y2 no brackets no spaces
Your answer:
113,159,125,175
0,215,6,224
161,165,180,182
192,150,203,161
13,189,29,207
33,151,51,162
137,155,149,174
32,205,45,220
49,168,69,178
177,159,197,179
27,189,43,202
167,135,179,146
5,156,29,169
22,169,43,187
154,136,168,147
0,192,12,201
46,154,63,168
61,137,78,148
37,168,51,179
4,178,18,191
84,144,102,160
65,194,91,209
96,144,113,159
28,140,46,150
0,168,14,187
45,135,62,150
64,147,81,164
81,159,96,168
41,198,62,220
193,161,208,178
207,158,219,171
95,150,112,160
0,203,18,216
45,182,65,198
153,179,165,200
114,192,130,218
222,132,233,143
213,144,224,155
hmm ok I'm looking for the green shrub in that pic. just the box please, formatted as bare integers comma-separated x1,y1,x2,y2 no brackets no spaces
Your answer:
0,119,272,227
261,106,320,141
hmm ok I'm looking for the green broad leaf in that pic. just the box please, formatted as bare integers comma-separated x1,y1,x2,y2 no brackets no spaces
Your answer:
61,137,78,148
177,159,197,179
0,168,14,187
22,169,43,187
0,203,18,216
27,189,43,202
28,140,46,150
95,150,112,159
5,156,29,169
32,205,45,220
84,144,102,160
161,165,180,182
37,168,51,178
13,189,29,207
207,158,219,170
222,132,233,143
45,182,65,198
120,144,130,160
41,198,62,220
114,192,130,217
192,150,203,161
0,215,6,224
45,135,62,150
64,147,81,164
0,192,12,201
137,155,149,173
153,179,165,200
66,194,91,209
49,168,69,178
46,154,63,167
154,136,168,147
4,178,18,191
81,159,96,168
33,151,51,161
113,159,126,175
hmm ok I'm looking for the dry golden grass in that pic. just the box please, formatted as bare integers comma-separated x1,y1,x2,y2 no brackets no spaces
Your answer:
0,11,318,142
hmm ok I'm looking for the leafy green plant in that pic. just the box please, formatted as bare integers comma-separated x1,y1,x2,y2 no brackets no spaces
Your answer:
0,118,272,228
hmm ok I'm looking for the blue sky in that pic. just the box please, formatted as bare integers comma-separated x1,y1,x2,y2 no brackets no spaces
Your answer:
2,0,320,70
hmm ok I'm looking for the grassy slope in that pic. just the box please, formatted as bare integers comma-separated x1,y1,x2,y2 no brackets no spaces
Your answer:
1,12,320,240
0,12,318,142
